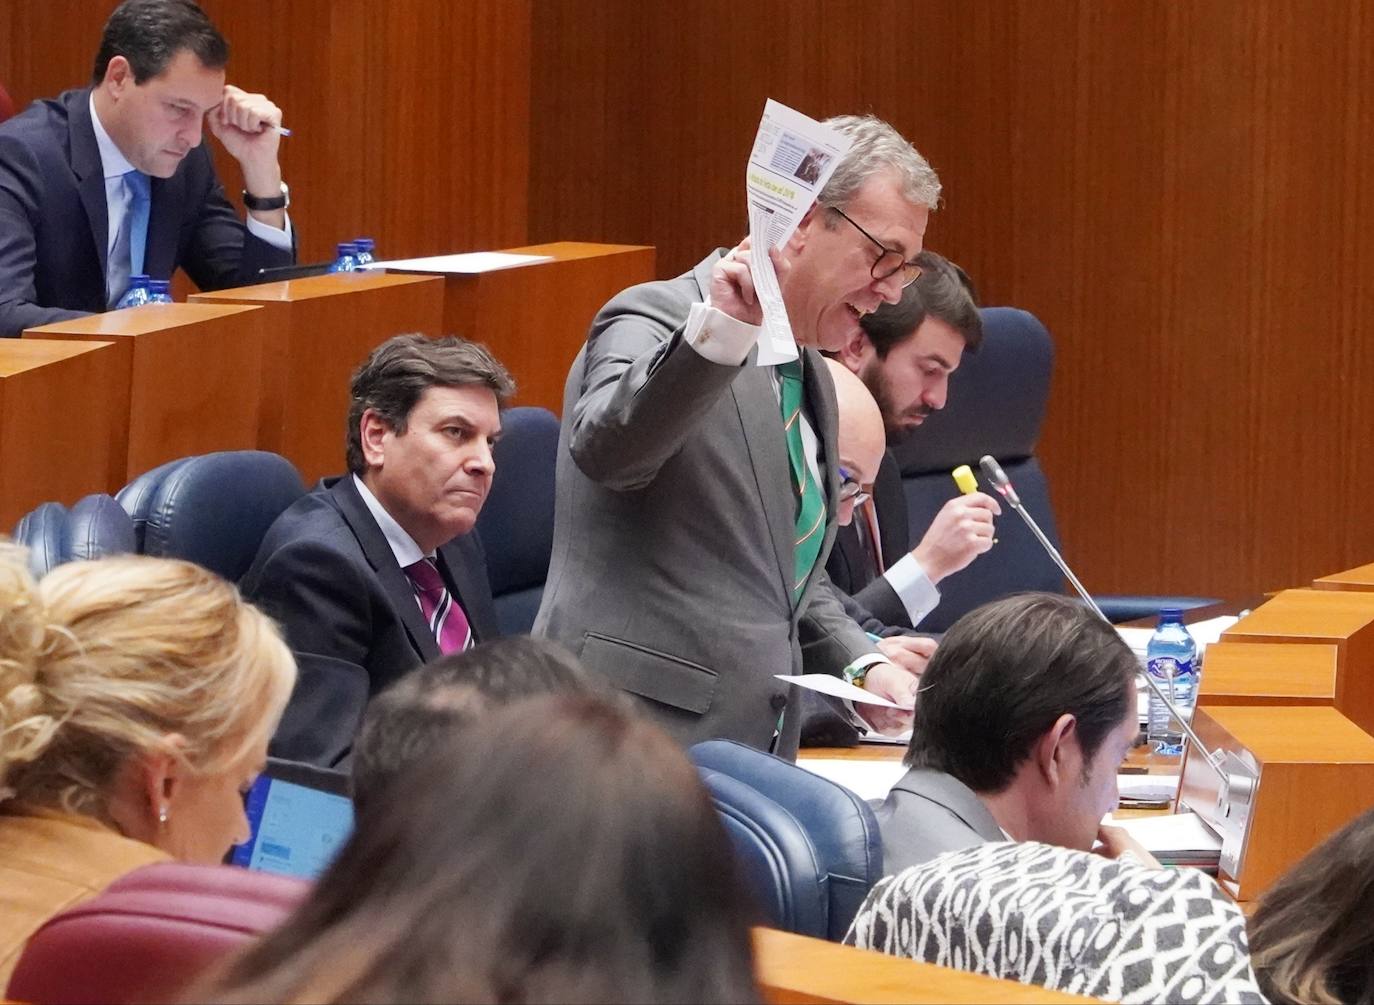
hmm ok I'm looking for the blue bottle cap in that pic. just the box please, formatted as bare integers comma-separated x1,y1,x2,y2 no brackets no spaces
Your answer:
130,274,150,285
354,238,374,251
1158,607,1183,622
336,242,357,256
149,279,169,291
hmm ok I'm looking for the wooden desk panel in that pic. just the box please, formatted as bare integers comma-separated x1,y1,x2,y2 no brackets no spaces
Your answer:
421,241,655,414
754,927,1086,1004
24,304,266,482
1219,589,1374,736
1199,642,1339,706
1179,705,1374,900
0,340,125,526
192,273,444,482
1314,561,1374,591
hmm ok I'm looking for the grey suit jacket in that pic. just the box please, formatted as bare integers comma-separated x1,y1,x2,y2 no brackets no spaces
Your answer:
874,767,1007,875
533,250,876,757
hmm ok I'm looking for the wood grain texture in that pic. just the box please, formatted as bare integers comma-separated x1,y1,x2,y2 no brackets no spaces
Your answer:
192,272,445,483
528,0,1374,600
753,927,1089,1004
1314,562,1374,591
1199,642,1339,705
0,340,125,525
25,303,266,480
1179,705,1374,901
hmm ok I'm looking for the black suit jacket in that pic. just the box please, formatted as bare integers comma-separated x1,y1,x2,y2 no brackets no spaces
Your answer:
825,450,915,627
240,476,499,767
0,88,296,338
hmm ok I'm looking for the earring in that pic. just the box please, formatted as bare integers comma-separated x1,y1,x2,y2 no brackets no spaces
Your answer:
158,806,169,826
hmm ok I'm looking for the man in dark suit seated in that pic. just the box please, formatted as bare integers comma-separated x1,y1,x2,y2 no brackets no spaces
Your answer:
876,593,1147,874
242,334,510,767
826,252,1000,628
0,0,296,338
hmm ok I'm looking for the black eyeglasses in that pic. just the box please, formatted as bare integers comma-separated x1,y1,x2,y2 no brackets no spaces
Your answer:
829,206,922,288
837,466,872,507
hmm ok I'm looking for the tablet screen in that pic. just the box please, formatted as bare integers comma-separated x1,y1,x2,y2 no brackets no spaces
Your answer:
229,772,354,879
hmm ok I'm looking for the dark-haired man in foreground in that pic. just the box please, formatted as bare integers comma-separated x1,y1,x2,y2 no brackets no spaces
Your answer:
878,593,1149,873
0,0,296,337
242,335,509,768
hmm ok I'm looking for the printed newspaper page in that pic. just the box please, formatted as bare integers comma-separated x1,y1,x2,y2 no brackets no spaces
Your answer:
746,100,852,364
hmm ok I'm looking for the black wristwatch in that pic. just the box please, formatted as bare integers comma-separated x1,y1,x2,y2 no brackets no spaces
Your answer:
243,183,289,211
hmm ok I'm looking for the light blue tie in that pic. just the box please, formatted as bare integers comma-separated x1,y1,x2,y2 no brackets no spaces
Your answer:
125,170,150,277
108,170,151,306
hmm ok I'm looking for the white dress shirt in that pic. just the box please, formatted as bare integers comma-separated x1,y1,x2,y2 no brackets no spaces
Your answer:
353,474,430,617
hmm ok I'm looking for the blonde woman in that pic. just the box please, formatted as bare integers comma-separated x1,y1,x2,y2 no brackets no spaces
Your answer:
0,545,296,983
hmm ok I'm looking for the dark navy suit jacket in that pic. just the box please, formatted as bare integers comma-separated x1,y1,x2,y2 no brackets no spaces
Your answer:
240,476,500,768
0,87,295,337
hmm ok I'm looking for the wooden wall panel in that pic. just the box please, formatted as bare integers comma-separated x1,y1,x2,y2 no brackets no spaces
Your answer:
528,0,1374,600
1,0,530,268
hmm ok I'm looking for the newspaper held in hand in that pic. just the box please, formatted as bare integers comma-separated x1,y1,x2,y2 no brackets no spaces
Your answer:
746,100,853,365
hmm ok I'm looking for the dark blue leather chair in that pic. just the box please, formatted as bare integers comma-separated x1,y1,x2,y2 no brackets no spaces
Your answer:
474,407,560,635
12,495,137,577
693,767,828,938
116,451,305,583
889,307,1215,628
690,739,882,941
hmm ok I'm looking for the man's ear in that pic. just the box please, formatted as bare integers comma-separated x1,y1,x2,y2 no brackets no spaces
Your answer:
1034,713,1080,791
359,408,391,470
104,55,133,94
837,329,873,371
787,201,821,253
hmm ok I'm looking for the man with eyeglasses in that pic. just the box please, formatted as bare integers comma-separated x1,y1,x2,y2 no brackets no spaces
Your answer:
535,114,942,757
825,252,1000,630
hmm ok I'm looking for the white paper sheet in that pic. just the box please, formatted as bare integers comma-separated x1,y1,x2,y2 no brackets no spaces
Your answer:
796,758,907,801
745,100,852,365
1104,810,1222,853
364,252,551,274
773,673,904,708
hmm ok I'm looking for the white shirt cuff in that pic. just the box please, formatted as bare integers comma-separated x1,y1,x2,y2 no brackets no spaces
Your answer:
245,212,294,252
683,301,757,366
883,553,941,627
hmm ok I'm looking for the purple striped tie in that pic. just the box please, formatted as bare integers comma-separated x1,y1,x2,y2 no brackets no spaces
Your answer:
404,558,472,655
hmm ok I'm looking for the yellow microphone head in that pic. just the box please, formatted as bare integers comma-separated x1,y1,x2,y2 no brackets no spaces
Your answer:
952,464,978,496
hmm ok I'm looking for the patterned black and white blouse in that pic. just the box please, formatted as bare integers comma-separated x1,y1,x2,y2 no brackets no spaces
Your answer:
845,841,1267,1004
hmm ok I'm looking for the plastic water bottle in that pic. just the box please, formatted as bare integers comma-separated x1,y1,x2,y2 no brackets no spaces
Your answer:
115,274,151,308
327,242,359,273
148,279,173,304
353,237,375,266
1146,608,1199,755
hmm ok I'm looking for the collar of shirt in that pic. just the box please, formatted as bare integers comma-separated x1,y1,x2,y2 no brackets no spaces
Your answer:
88,92,136,181
352,474,431,569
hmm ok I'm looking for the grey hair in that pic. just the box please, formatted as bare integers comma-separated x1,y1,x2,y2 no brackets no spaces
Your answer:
819,114,941,211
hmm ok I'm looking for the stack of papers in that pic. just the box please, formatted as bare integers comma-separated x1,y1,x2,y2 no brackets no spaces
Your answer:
1106,810,1222,872
1117,773,1179,808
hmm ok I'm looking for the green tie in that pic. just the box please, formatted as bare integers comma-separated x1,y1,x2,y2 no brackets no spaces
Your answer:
778,359,826,604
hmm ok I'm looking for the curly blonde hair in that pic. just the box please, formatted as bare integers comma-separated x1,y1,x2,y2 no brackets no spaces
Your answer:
0,543,296,820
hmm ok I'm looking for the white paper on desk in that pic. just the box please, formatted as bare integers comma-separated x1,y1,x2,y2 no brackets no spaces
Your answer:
745,100,852,365
799,758,907,802
363,252,551,274
1104,810,1222,853
774,673,903,708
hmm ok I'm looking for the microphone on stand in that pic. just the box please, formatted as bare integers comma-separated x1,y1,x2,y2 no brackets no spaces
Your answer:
976,455,1239,790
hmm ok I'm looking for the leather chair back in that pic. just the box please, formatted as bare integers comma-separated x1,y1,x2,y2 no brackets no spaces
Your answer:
6,862,309,1005
474,406,560,634
691,739,882,940
12,495,137,576
889,307,1064,631
118,451,305,582
695,766,829,938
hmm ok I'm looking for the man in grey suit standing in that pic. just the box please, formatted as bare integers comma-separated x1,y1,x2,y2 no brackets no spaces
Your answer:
876,594,1148,873
535,115,937,757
